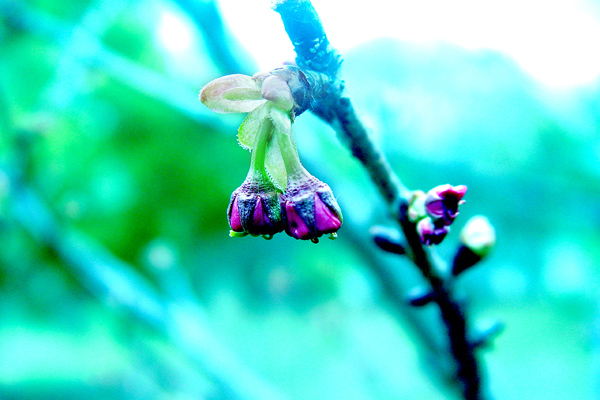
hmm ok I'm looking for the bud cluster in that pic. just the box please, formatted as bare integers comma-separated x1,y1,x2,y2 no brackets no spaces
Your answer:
408,184,468,246
227,172,342,243
200,67,342,243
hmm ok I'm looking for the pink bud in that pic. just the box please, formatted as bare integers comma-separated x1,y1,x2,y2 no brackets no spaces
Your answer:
282,177,343,242
226,180,284,237
417,217,449,246
425,184,467,226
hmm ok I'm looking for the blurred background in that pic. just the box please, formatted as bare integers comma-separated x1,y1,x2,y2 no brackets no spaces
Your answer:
0,0,599,399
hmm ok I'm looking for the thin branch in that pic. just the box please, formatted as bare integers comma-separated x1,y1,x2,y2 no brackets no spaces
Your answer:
273,0,409,206
0,0,231,129
173,0,257,75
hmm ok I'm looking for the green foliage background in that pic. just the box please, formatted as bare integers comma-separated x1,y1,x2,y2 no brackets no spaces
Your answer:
0,0,599,399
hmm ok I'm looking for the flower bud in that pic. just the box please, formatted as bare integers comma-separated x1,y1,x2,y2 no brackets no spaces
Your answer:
470,320,505,350
260,75,294,111
407,190,427,222
227,180,284,237
416,217,449,246
269,66,312,117
370,225,406,255
406,286,436,307
460,215,495,257
425,184,467,226
282,176,342,243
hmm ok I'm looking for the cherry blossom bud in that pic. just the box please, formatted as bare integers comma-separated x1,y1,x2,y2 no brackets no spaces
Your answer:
371,225,406,255
460,215,496,257
282,177,342,243
269,66,312,117
407,190,427,222
452,216,495,274
227,181,284,237
425,184,467,226
416,217,449,246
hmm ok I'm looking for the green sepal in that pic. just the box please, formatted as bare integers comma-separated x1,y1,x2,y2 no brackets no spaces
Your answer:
264,132,287,191
229,230,249,238
237,103,268,150
264,106,293,191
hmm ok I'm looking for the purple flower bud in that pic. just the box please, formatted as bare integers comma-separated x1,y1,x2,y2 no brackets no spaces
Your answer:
227,181,284,236
425,184,467,226
282,177,342,242
417,217,450,246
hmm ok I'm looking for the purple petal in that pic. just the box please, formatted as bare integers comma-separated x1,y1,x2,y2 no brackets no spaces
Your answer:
314,194,341,233
252,197,271,227
417,218,449,246
229,198,244,232
451,185,468,199
285,202,311,240
425,199,445,218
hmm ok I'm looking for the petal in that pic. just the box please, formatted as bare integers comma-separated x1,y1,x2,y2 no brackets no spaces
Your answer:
199,74,265,113
229,198,244,232
285,202,312,240
252,197,270,227
453,185,468,199
425,199,446,218
314,194,341,233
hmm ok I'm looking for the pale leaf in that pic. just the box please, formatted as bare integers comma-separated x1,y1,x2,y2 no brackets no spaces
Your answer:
199,74,264,113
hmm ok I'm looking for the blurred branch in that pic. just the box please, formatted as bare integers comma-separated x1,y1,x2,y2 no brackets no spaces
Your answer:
273,0,409,207
0,0,232,130
273,1,488,399
173,0,257,75
5,167,287,400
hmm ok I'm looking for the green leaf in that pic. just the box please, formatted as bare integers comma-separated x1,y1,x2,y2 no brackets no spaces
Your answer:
237,103,268,150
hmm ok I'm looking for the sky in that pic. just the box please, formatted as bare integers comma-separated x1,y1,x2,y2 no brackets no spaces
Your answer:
157,0,600,88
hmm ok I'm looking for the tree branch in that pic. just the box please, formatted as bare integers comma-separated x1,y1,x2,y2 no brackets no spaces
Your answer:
274,1,487,399
0,0,231,129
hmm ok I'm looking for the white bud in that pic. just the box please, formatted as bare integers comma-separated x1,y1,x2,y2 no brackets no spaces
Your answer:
460,215,496,256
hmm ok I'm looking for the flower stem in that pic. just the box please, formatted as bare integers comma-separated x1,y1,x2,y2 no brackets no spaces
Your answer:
248,113,273,183
274,122,311,182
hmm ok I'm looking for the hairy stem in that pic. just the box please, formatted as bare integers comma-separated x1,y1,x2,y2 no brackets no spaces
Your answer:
248,109,274,182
